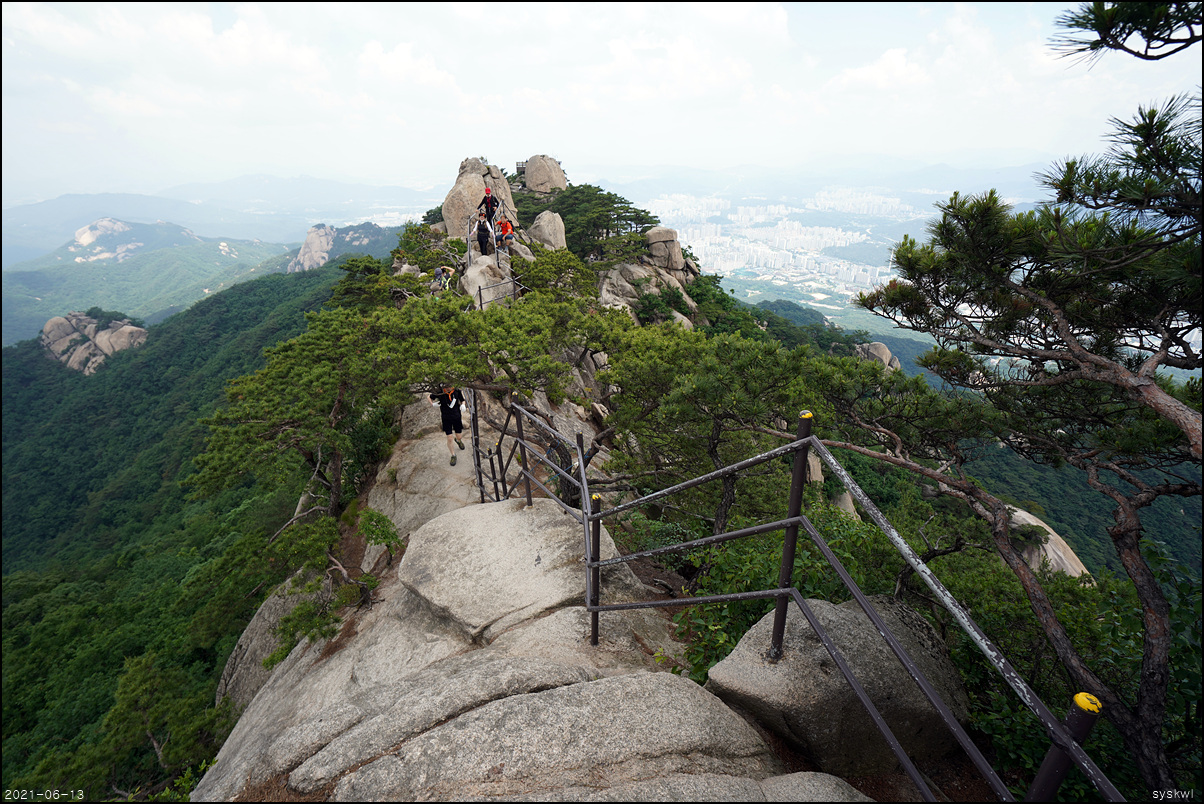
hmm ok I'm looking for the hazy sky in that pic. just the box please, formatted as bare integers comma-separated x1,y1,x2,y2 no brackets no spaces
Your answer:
2,2,1198,205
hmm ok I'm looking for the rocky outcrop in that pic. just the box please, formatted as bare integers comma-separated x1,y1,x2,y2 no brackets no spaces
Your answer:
441,158,519,240
1010,507,1091,578
284,222,395,273
523,154,568,194
215,571,325,711
460,254,517,309
40,312,147,375
598,260,697,324
646,226,701,286
854,341,902,372
74,217,132,247
286,224,336,273
193,491,816,801
527,209,567,250
706,595,970,777
65,217,201,263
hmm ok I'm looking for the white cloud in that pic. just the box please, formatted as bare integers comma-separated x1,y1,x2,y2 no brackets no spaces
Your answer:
3,1,1201,201
829,48,931,92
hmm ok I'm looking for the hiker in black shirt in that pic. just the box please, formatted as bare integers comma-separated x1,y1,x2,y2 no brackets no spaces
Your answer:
430,385,466,465
477,187,500,224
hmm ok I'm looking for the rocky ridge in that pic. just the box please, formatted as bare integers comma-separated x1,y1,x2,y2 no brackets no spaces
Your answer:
196,155,1092,801
194,399,879,802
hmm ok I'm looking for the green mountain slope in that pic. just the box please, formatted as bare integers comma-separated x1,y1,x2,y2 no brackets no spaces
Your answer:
2,222,293,345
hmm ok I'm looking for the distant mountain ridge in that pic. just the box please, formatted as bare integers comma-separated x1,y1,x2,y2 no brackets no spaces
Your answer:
3,175,443,269
2,192,306,268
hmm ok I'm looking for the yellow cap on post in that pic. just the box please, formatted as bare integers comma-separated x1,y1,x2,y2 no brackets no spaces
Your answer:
1073,692,1102,713
800,410,813,419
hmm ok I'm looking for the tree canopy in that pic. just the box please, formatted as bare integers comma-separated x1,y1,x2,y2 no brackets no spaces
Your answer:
853,3,1202,791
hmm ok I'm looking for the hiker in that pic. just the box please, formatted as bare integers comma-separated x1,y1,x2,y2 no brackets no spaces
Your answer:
494,215,515,253
429,385,466,465
431,266,455,294
472,212,492,257
477,186,500,224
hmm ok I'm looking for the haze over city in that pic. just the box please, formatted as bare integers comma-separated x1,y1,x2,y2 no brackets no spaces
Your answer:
3,1,1198,206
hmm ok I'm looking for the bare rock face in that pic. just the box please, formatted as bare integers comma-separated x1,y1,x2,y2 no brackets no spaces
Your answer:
523,154,568,194
527,209,567,250
40,312,147,375
285,222,394,273
461,253,516,309
286,224,336,273
1010,507,1091,577
441,158,519,240
598,261,698,324
215,571,326,711
73,217,132,247
193,495,786,802
645,225,686,273
705,595,970,777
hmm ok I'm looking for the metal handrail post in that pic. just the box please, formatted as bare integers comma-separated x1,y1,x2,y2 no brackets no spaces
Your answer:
769,411,812,661
577,433,601,645
590,509,601,646
470,389,485,504
514,409,533,507
487,446,502,501
1025,694,1103,802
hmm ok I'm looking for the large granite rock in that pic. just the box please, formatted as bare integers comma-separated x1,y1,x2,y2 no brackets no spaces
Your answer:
460,252,516,309
645,226,685,273
523,154,568,194
195,436,862,802
365,400,480,544
397,498,645,642
705,595,970,777
330,672,779,802
215,570,324,711
528,209,567,250
286,224,336,273
286,222,394,273
442,157,519,240
40,312,147,375
854,341,902,372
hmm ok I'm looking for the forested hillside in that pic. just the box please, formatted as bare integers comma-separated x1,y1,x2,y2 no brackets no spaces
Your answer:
2,266,344,797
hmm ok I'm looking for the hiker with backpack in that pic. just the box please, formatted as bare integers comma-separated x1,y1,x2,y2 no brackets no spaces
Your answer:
431,266,456,295
430,385,466,465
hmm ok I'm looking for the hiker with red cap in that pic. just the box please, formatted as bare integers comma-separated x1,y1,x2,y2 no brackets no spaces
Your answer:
477,187,500,224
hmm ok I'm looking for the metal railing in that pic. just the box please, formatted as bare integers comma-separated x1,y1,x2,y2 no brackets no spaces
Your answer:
469,404,1122,802
475,274,532,310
